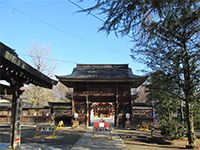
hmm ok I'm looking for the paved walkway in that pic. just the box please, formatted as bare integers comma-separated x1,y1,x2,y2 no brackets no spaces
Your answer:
2,127,199,150
0,143,64,150
71,132,127,150
0,129,127,150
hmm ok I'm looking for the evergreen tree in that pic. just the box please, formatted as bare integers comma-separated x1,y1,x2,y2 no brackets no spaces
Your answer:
82,0,200,146
148,72,185,139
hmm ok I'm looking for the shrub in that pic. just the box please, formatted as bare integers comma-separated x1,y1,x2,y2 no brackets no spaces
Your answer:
160,120,186,139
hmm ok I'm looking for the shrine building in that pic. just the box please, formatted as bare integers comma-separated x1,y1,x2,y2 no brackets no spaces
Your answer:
56,64,147,128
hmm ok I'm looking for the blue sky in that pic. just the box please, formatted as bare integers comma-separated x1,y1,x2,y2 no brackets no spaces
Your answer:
0,0,146,77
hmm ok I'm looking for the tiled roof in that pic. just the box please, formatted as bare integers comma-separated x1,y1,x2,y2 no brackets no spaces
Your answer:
57,64,146,80
56,64,148,87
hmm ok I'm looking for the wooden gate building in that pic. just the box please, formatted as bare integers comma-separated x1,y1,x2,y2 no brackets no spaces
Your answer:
56,64,147,127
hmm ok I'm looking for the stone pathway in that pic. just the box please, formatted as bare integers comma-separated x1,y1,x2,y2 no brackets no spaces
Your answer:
71,132,127,150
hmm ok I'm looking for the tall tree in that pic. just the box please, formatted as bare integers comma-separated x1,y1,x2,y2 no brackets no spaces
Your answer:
148,71,185,139
28,44,55,78
193,96,200,131
82,0,200,146
52,82,73,101
148,72,180,121
22,43,56,107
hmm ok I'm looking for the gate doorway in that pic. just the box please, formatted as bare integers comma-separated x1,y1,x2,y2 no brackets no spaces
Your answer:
90,102,115,126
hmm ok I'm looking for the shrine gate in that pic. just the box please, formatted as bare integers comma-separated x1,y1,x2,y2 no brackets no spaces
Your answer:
56,64,147,128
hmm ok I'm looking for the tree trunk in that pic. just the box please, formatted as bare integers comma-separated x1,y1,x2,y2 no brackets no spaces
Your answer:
182,48,196,147
180,99,184,124
185,100,195,146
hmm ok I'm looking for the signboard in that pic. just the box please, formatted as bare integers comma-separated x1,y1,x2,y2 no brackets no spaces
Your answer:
93,121,112,139
35,123,55,136
93,122,110,128
99,122,105,128
15,99,21,147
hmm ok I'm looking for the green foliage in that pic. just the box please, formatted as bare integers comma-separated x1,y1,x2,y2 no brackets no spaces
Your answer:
82,0,199,96
148,72,180,120
193,99,200,130
156,97,179,120
148,72,186,139
82,0,200,144
160,120,186,139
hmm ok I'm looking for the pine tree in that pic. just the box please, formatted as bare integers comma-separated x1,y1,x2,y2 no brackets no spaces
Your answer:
82,0,200,146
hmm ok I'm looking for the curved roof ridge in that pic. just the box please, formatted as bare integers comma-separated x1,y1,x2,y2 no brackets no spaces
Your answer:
76,64,129,69
56,64,148,88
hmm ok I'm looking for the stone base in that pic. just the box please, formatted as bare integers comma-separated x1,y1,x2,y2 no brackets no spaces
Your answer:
72,120,79,128
125,121,131,129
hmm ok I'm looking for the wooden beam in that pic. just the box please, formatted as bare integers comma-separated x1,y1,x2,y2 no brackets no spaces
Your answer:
73,93,115,97
0,43,56,88
0,84,24,95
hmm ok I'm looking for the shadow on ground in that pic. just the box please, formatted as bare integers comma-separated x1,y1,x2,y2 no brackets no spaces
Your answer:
116,129,188,149
0,126,84,150
136,136,171,145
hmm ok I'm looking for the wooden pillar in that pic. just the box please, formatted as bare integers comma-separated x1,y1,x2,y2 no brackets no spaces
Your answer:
50,105,53,115
72,94,75,114
85,95,89,128
10,82,22,149
88,103,91,126
7,110,9,124
131,97,134,126
114,82,119,127
115,95,119,127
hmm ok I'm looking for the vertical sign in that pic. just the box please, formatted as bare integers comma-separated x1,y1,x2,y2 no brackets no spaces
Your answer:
10,98,21,149
15,98,21,147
